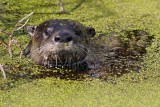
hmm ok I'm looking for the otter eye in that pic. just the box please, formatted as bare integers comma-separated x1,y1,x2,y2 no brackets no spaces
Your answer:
44,31,49,36
44,30,50,37
75,30,82,36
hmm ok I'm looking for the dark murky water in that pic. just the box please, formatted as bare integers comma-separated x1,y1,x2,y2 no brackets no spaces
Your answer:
0,30,153,81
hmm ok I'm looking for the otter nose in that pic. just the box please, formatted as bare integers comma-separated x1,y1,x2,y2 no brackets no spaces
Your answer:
54,32,73,43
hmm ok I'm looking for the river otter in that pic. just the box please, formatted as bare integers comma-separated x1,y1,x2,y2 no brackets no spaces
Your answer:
23,19,96,69
23,19,153,79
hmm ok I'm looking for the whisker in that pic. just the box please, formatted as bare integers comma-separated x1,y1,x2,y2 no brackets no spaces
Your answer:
76,43,98,66
55,54,58,67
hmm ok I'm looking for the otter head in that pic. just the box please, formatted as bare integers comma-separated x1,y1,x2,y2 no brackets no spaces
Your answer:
25,19,96,68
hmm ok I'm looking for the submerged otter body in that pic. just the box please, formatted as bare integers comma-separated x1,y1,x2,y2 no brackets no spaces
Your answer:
23,19,96,69
89,30,153,79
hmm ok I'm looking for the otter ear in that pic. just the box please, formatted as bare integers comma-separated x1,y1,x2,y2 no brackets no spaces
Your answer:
86,27,96,37
27,26,37,37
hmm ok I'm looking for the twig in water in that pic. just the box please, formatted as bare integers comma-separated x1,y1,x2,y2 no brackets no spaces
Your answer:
9,12,34,39
0,28,10,35
57,0,65,13
15,19,30,31
0,64,6,80
0,38,8,48
0,12,33,57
